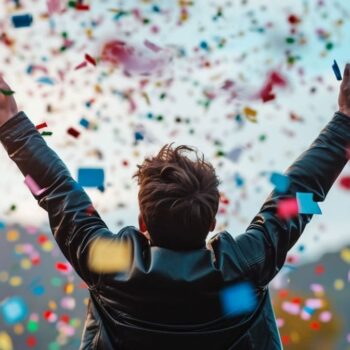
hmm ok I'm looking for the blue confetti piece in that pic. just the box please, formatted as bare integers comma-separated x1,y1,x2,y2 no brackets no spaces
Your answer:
332,60,342,81
134,131,144,141
220,282,257,316
270,172,290,193
296,192,322,215
11,14,33,28
234,173,244,187
79,118,90,129
78,168,105,188
36,77,55,85
0,297,28,325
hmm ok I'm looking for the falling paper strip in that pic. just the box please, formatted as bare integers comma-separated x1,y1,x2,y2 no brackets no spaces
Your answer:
78,168,105,188
277,198,299,219
220,282,257,316
332,60,342,81
24,175,47,196
11,14,33,28
270,172,290,193
296,192,322,215
88,238,132,273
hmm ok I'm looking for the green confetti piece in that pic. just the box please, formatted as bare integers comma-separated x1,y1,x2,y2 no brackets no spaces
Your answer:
27,319,39,333
41,131,53,136
0,89,15,96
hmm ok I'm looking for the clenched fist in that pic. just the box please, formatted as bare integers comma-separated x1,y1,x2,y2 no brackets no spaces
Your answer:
0,76,18,127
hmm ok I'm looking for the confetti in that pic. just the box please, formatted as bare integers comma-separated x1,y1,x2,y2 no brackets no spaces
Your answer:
296,192,322,215
277,198,299,219
0,297,28,325
220,282,257,316
88,238,132,273
270,172,290,193
332,60,342,81
0,89,15,96
11,14,33,28
78,168,105,188
24,175,47,196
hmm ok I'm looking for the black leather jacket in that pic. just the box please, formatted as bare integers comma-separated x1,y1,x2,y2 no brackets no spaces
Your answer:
1,111,349,350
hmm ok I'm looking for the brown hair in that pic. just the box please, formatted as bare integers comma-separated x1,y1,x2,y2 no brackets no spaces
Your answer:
133,143,220,250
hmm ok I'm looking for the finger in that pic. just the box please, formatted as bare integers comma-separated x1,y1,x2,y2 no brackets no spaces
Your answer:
341,63,350,87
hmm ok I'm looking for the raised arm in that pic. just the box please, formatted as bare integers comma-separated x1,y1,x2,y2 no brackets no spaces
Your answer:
234,64,350,287
0,76,113,287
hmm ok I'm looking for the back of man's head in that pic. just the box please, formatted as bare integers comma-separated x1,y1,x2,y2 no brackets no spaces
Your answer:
133,143,220,250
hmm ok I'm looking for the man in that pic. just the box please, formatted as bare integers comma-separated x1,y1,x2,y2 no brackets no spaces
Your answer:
0,64,350,349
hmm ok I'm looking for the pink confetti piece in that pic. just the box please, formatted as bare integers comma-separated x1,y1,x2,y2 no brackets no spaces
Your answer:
310,283,324,294
305,298,323,309
144,39,162,52
24,175,47,196
300,309,312,320
47,0,62,15
319,311,332,322
281,301,300,315
101,40,172,76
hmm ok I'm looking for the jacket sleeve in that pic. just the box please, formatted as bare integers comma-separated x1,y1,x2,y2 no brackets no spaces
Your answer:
234,112,350,287
0,111,115,287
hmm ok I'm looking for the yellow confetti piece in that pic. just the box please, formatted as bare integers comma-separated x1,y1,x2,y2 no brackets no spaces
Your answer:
0,331,13,350
243,107,258,123
334,278,344,290
20,258,32,270
340,248,350,263
64,282,74,294
13,324,24,335
88,238,132,273
41,241,54,252
9,276,22,287
290,331,300,343
6,230,19,242
48,300,57,310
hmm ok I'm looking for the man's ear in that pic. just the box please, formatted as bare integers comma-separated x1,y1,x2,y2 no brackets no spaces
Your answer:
138,213,147,232
138,213,150,240
209,218,216,232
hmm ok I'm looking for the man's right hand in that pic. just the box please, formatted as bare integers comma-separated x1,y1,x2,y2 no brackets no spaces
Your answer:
339,63,350,117
0,76,18,127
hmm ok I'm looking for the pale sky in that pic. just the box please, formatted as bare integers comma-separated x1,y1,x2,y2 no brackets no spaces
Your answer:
1,0,350,265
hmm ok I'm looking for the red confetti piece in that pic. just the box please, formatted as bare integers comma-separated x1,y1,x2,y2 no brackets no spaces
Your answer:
43,310,53,320
277,198,299,219
31,256,41,265
291,297,302,304
37,234,48,244
75,61,88,70
288,14,301,25
86,205,95,216
35,122,48,130
310,321,320,330
26,336,37,347
85,53,96,66
339,176,350,190
315,264,325,275
60,314,70,323
281,335,291,346
278,289,288,298
75,3,90,10
67,127,80,138
55,262,69,272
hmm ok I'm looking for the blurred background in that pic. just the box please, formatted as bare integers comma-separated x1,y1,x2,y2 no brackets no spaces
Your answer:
0,0,350,349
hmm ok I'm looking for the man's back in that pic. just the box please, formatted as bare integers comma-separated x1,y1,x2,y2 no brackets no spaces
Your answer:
80,226,280,350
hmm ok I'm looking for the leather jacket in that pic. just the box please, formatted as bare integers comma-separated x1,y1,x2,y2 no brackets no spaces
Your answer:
1,111,349,350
